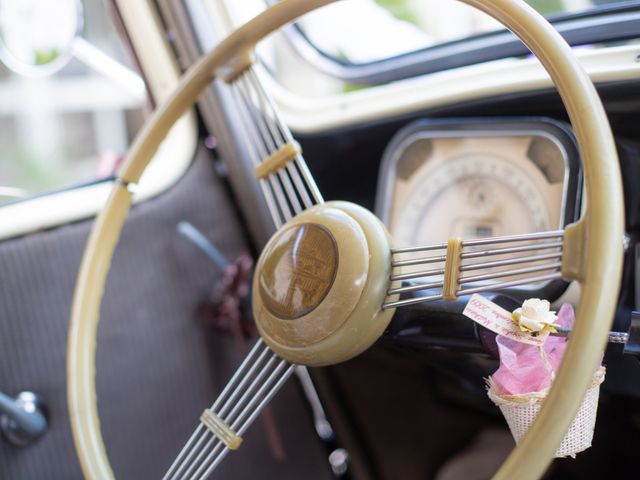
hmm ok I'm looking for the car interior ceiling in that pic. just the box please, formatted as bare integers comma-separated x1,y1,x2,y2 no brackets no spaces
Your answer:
3,2,640,480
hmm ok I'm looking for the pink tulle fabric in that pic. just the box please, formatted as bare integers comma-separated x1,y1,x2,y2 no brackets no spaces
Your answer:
492,304,574,396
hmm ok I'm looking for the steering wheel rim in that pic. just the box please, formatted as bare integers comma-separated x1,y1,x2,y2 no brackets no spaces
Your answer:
67,0,624,479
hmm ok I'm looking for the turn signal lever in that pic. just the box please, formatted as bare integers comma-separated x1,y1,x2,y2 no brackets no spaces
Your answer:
0,391,48,447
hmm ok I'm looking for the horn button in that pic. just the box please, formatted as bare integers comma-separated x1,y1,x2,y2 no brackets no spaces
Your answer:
252,202,397,366
258,223,338,320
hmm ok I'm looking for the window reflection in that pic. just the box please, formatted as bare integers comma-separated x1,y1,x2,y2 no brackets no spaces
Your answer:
0,0,147,205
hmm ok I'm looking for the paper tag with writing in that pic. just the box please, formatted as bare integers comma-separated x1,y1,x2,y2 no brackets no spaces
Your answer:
463,294,547,346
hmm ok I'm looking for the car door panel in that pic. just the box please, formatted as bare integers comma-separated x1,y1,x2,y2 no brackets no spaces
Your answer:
0,148,330,479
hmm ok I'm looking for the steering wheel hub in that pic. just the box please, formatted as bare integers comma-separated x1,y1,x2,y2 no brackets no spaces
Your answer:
252,201,397,366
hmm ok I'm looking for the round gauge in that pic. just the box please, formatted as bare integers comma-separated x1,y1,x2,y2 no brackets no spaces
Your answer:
393,154,551,246
376,118,581,296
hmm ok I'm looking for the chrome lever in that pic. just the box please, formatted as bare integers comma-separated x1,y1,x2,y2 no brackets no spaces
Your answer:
550,328,629,344
294,366,334,441
0,391,48,447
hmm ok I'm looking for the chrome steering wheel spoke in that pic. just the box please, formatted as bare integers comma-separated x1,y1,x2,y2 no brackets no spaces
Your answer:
231,66,323,228
385,230,565,309
164,340,294,480
165,65,325,479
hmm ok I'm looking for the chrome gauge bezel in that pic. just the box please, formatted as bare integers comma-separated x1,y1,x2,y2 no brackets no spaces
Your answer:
375,117,582,301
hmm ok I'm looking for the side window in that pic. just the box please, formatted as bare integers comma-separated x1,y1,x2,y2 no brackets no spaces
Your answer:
0,0,148,205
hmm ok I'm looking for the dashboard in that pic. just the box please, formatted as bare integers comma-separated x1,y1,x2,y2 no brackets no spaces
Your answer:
301,82,639,366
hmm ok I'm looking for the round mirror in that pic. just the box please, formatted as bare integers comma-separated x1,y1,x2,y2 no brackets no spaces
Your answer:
0,0,82,76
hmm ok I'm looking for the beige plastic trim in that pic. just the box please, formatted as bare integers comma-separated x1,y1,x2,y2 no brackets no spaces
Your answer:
68,184,132,480
254,141,302,179
68,1,623,479
561,220,586,281
200,410,243,450
443,237,463,301
218,49,256,83
259,46,640,135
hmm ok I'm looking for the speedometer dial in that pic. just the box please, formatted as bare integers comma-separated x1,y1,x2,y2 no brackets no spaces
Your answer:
376,118,581,296
394,154,551,246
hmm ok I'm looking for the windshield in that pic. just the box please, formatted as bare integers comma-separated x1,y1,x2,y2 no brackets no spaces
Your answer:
297,0,639,64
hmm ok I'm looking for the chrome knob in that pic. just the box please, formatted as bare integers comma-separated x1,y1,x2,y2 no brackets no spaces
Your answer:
0,391,48,447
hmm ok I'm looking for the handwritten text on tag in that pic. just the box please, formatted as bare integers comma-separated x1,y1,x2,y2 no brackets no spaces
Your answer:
462,294,547,346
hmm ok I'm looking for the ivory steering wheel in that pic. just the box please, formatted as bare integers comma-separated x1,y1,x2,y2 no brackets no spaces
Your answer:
68,0,624,479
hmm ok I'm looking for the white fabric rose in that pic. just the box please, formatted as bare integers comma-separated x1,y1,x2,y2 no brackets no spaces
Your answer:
513,298,558,333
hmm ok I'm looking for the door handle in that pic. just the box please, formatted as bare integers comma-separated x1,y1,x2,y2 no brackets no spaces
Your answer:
0,391,48,446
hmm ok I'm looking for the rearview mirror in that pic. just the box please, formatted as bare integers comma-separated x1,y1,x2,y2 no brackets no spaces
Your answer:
0,0,83,76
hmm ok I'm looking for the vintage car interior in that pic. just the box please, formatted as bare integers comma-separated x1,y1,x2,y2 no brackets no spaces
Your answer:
1,0,639,478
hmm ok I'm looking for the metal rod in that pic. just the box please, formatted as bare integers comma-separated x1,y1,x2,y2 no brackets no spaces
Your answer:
286,162,314,209
456,272,563,295
277,169,303,215
551,328,629,344
240,75,274,145
196,364,296,480
230,86,283,228
174,433,211,480
238,363,296,433
294,366,334,440
163,340,267,480
392,254,447,267
247,73,284,147
190,361,292,480
249,67,323,205
391,267,445,282
219,357,280,423
383,293,444,309
391,243,448,254
240,76,303,216
177,222,229,271
192,359,289,480
249,68,292,144
294,154,324,205
392,238,562,257
180,351,280,480
249,72,314,211
460,252,563,271
178,433,214,480
175,347,274,480
461,230,564,247
460,241,563,260
266,173,294,221
459,262,562,284
235,82,294,222
190,444,224,480
231,83,268,164
388,280,444,295
175,345,274,479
